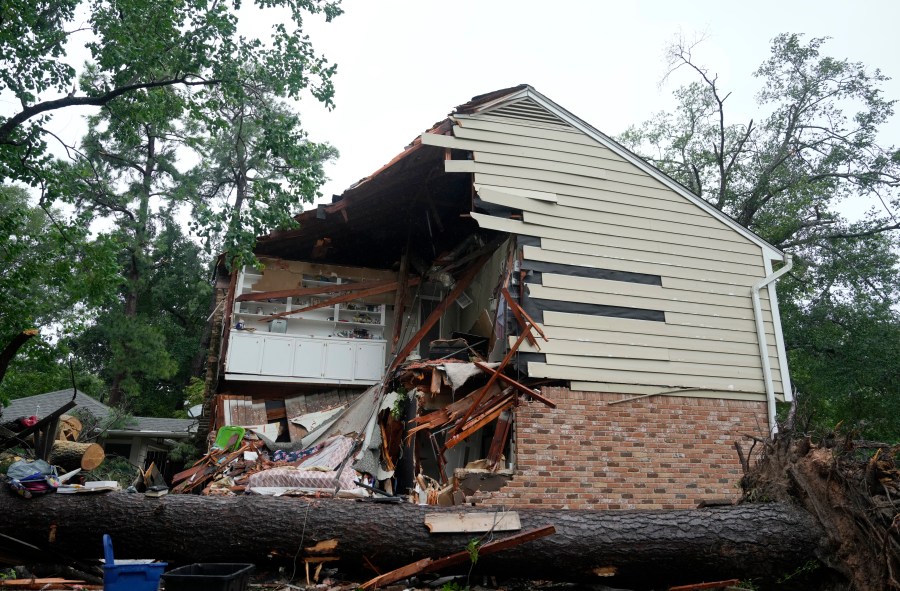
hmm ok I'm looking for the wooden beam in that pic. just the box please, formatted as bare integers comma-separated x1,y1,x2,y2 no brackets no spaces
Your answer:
447,327,533,439
359,526,556,589
473,362,557,409
389,253,491,372
444,395,514,450
502,287,547,342
486,409,513,469
424,512,521,533
501,288,537,348
266,277,420,321
236,279,399,303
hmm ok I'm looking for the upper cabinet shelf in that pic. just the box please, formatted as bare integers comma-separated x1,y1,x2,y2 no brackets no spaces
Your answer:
232,267,387,340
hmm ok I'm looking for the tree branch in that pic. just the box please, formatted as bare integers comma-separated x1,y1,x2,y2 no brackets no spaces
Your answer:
0,76,220,145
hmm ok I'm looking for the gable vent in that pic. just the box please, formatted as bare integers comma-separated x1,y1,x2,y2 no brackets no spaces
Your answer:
484,98,573,129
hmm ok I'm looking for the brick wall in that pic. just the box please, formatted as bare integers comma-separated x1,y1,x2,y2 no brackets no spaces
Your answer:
477,387,768,510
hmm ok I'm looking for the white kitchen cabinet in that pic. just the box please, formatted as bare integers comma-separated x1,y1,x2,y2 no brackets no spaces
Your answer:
260,336,294,376
293,338,326,378
323,341,355,381
354,341,386,381
226,265,391,384
227,332,263,374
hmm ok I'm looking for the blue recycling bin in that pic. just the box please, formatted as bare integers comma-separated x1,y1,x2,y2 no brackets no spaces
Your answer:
102,534,167,591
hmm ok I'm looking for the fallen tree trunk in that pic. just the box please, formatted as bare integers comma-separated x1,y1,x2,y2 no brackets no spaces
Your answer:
47,441,105,471
0,483,826,589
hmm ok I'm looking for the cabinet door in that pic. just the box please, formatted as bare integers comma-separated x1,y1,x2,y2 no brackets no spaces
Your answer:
323,341,355,380
227,333,262,374
293,339,326,378
260,336,294,376
354,341,386,381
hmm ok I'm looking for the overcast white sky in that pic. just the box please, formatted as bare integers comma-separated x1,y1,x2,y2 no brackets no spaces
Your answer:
25,0,900,211
293,0,900,204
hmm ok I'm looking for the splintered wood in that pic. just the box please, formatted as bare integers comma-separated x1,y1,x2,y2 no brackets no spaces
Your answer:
359,525,556,589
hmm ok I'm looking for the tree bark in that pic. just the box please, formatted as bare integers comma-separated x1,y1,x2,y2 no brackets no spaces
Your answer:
0,329,38,387
0,485,828,588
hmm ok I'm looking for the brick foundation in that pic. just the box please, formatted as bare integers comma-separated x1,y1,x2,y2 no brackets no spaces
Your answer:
477,387,768,510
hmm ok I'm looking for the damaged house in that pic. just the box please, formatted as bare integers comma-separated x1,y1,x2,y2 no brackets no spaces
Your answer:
201,85,792,510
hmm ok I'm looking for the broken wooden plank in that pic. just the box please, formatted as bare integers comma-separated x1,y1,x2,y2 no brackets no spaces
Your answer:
267,277,420,321
501,287,537,348
486,409,513,469
359,525,555,590
448,327,534,438
502,287,548,342
444,395,515,450
236,278,399,302
473,361,557,409
429,367,442,396
389,253,491,372
668,580,741,591
304,539,338,554
424,512,521,533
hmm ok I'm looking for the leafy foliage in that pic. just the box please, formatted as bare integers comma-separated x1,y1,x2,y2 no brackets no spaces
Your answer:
0,0,342,187
186,69,337,269
0,185,118,405
620,34,900,440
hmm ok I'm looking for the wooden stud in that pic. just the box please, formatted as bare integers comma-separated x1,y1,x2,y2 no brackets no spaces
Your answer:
389,253,491,372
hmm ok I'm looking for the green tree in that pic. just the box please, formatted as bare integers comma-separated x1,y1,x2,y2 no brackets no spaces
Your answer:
620,34,900,440
187,69,337,269
71,213,212,414
0,185,118,405
0,0,341,186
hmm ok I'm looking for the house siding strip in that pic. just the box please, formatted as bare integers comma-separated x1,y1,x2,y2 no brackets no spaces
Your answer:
428,100,787,399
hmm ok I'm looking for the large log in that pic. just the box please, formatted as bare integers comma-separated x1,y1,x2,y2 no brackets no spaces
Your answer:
0,483,827,589
47,441,104,471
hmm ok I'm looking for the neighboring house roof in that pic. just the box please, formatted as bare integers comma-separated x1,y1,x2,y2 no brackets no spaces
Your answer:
1,389,196,436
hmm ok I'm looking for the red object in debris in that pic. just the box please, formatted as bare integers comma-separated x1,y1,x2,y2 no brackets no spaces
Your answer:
19,416,39,428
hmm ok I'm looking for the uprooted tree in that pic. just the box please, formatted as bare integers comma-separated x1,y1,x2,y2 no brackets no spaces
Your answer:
1,425,897,590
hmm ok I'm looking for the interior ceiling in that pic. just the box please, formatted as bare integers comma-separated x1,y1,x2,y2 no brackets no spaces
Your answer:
255,144,485,271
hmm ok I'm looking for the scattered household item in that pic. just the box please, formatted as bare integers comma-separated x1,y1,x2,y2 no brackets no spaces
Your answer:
268,318,288,333
102,533,166,591
213,426,246,451
162,563,254,591
6,459,59,498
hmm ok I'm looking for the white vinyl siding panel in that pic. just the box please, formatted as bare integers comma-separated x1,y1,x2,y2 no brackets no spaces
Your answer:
470,213,762,271
424,131,651,177
515,337,779,370
454,114,605,147
529,362,773,393
569,381,768,402
538,274,771,313
523,245,767,289
475,185,752,245
446,109,785,398
535,321,781,357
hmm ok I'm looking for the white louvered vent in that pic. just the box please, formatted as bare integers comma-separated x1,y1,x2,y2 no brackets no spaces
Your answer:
483,98,573,129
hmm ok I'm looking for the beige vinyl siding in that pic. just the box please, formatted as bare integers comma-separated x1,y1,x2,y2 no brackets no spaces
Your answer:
470,213,762,272
472,182,752,245
568,381,768,402
523,246,766,290
438,105,786,398
529,362,774,394
514,336,779,370
537,316,780,356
